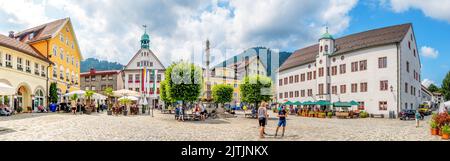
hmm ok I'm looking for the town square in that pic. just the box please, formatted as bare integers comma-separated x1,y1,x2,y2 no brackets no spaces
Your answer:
1,0,450,142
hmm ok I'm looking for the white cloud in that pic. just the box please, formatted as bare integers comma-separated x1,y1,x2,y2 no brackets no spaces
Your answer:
421,79,435,88
0,0,358,67
420,46,439,58
385,0,450,23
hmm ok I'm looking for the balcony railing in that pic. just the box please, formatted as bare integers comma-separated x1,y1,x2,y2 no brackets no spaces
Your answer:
41,72,46,77
17,66,23,71
5,63,12,68
35,71,40,75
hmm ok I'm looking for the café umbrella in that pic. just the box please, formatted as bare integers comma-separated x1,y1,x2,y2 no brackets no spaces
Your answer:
0,82,14,95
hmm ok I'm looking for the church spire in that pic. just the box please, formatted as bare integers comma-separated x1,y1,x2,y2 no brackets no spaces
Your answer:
141,24,150,49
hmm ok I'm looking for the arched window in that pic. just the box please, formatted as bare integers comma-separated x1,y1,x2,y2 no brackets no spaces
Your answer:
320,46,323,52
325,45,329,53
34,89,45,107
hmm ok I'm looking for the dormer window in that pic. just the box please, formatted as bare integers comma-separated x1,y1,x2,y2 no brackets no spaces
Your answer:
29,32,34,40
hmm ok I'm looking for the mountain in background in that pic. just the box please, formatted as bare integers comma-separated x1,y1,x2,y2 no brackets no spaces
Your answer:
80,58,124,72
212,47,293,82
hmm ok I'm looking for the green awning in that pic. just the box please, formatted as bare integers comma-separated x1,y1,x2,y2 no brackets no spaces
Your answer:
302,101,315,105
350,101,360,106
293,101,302,106
284,101,294,105
333,101,352,107
316,100,332,106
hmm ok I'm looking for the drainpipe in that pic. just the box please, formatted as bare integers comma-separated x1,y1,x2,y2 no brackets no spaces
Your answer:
46,40,51,109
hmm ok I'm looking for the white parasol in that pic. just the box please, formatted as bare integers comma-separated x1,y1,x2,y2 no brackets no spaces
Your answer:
0,82,15,95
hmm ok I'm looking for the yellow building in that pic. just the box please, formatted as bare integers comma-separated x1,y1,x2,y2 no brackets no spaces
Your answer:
204,67,241,105
0,34,52,112
14,18,82,102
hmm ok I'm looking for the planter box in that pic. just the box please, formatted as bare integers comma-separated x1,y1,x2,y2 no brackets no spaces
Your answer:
336,112,349,118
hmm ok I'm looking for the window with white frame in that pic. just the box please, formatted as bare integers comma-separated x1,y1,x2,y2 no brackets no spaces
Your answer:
60,48,64,60
60,34,64,42
34,63,40,75
25,60,31,73
5,54,12,67
17,57,23,70
41,65,45,77
53,65,57,77
0,51,2,66
53,45,58,57
60,67,64,80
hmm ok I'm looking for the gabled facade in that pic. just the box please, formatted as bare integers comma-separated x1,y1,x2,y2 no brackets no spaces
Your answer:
122,30,165,106
14,18,82,102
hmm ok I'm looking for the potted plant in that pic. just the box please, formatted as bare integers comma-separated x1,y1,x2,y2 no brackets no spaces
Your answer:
441,125,450,140
327,112,333,118
16,106,23,113
104,87,114,116
430,121,439,135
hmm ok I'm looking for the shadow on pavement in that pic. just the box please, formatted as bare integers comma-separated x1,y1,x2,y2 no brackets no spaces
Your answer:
0,113,53,122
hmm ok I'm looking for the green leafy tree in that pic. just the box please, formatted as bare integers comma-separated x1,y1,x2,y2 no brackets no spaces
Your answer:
240,75,273,108
428,84,440,93
104,87,114,111
442,71,450,101
212,84,234,108
164,61,203,106
49,82,58,104
85,90,94,105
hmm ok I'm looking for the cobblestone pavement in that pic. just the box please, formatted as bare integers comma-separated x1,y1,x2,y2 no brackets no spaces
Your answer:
0,111,444,141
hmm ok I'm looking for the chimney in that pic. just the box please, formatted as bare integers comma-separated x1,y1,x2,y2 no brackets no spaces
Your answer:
8,31,14,38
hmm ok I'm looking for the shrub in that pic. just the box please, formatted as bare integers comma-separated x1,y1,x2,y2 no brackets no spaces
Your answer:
442,125,450,134
327,112,333,117
430,121,438,129
359,111,369,118
435,113,450,128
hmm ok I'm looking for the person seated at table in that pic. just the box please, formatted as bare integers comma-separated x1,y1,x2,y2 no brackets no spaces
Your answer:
194,104,200,114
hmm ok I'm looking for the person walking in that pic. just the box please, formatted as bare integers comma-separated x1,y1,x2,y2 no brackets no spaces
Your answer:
258,102,269,139
178,105,184,122
275,105,287,137
415,110,421,128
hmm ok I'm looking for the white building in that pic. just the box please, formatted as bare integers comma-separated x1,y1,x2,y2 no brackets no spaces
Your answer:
277,24,421,116
122,29,165,107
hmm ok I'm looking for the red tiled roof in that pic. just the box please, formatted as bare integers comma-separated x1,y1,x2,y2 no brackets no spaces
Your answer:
15,18,68,43
279,23,412,72
0,34,51,63
80,70,121,77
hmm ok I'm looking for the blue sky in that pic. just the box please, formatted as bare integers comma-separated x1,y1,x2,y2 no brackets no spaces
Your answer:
0,0,448,86
338,1,450,87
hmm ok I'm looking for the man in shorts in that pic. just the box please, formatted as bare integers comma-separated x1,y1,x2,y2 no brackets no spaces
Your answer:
275,105,287,137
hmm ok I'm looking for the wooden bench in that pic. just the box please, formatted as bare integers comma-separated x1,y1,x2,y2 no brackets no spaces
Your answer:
370,114,385,118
